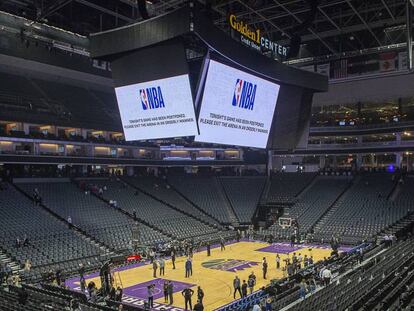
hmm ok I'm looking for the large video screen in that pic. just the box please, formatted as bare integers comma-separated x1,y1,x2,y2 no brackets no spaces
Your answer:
115,74,198,141
195,60,280,148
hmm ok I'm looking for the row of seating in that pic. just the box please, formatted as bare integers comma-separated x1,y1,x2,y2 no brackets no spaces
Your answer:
0,284,128,311
123,176,221,226
264,176,350,238
217,291,268,311
289,237,414,311
264,173,316,204
19,181,169,251
313,173,413,244
220,177,266,223
0,185,107,279
80,179,231,242
168,175,238,223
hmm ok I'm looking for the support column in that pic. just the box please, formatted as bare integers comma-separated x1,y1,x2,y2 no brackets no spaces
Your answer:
396,132,402,144
369,153,376,168
33,143,39,155
332,155,337,168
319,156,326,169
126,166,134,176
407,0,413,70
396,152,402,168
356,154,363,169
267,150,273,176
407,153,413,172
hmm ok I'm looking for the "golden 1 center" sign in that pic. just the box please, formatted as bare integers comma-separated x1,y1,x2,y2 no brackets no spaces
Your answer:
229,14,288,58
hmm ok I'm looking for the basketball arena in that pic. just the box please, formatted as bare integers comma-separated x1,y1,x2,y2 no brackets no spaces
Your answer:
0,1,414,311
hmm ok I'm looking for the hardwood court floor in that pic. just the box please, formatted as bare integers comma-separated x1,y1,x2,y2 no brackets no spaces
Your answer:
74,241,333,310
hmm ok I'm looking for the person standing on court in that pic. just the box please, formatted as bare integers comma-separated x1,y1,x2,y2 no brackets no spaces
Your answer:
182,287,194,310
194,300,204,311
185,257,192,278
168,281,174,304
163,280,169,303
233,276,242,299
197,286,204,304
276,254,281,269
263,257,268,279
159,257,165,276
152,259,158,278
149,249,155,264
248,272,256,294
171,249,176,269
220,236,225,251
147,284,155,309
206,241,211,257
297,253,303,270
115,286,123,302
241,280,248,298
189,257,193,276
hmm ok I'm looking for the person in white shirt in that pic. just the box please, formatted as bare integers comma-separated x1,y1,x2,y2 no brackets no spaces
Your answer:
297,253,303,269
322,267,332,286
276,254,281,269
252,303,262,311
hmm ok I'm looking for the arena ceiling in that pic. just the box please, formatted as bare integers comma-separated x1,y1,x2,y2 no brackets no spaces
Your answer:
0,0,410,61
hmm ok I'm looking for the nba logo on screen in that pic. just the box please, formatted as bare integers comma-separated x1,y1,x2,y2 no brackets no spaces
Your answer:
139,86,165,110
232,79,257,111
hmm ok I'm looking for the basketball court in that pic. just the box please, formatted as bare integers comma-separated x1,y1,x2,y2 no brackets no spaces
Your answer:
66,240,351,310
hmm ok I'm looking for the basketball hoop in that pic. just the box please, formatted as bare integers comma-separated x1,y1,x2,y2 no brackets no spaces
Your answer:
278,217,292,229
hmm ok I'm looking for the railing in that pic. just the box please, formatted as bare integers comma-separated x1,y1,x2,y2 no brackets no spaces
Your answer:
305,139,414,150
0,91,65,113
310,120,414,132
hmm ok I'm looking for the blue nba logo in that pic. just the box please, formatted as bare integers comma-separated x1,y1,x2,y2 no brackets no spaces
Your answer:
231,79,256,110
139,86,165,110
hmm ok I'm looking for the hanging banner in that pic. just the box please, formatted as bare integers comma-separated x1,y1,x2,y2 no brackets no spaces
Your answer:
398,51,408,71
379,52,396,72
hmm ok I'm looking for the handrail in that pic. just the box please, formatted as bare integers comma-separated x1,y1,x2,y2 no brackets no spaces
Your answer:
310,120,414,132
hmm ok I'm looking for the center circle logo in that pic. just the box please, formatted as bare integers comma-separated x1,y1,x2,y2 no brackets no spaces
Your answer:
202,259,258,272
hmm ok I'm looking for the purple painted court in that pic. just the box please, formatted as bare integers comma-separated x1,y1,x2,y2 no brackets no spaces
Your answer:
64,240,354,310
256,242,353,254
202,258,258,272
257,243,303,254
123,278,195,300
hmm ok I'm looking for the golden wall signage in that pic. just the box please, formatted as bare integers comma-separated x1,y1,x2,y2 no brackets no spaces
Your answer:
229,14,288,58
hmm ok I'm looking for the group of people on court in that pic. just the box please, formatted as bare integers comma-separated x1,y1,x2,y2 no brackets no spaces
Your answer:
181,286,204,311
148,235,301,310
152,256,194,279
145,236,232,310
149,252,200,310
233,271,258,299
146,282,205,310
282,252,314,277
